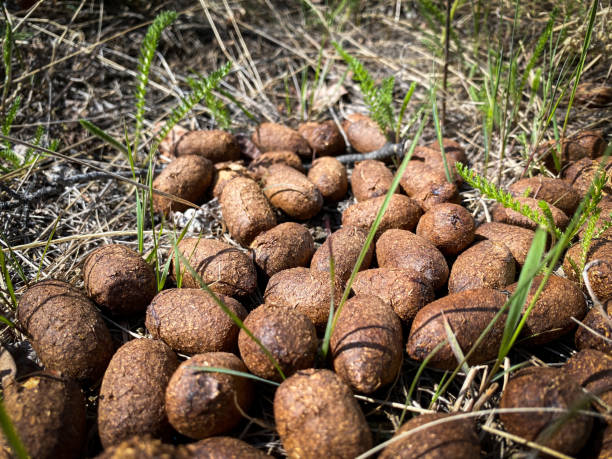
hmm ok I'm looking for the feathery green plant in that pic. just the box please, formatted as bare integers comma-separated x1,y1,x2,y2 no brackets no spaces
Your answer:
133,10,177,155
333,42,394,133
81,10,177,157
0,96,21,170
456,163,562,240
428,159,609,401
2,97,19,144
0,98,54,172
595,214,612,239
186,75,231,130
81,9,231,273
579,209,600,278
152,61,232,155
334,42,416,142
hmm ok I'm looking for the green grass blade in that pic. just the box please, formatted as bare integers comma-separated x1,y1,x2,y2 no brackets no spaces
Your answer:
513,9,556,118
398,339,447,425
497,225,547,360
333,42,394,133
1,15,14,119
136,191,144,254
395,82,416,143
157,217,194,291
561,0,598,137
79,120,128,155
217,89,258,123
152,61,232,156
189,365,280,386
490,361,532,383
309,44,325,114
300,66,308,121
0,247,17,310
0,400,28,459
319,245,336,363
283,75,292,116
174,246,285,380
320,114,427,359
431,91,452,183
428,371,450,409
0,314,16,328
35,214,61,282
442,313,469,374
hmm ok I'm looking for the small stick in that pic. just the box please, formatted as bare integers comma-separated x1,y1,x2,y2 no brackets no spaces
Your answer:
354,394,433,415
452,365,479,412
309,142,402,167
472,382,498,412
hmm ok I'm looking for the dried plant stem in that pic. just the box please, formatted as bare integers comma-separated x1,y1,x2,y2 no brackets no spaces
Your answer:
480,424,573,459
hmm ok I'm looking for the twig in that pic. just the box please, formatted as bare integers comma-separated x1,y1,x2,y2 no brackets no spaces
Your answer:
472,382,498,412
353,394,432,415
314,142,402,166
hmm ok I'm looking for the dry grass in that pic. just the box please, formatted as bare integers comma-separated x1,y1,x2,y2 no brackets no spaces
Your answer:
0,0,610,456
